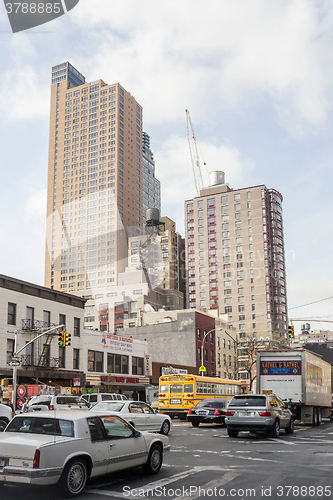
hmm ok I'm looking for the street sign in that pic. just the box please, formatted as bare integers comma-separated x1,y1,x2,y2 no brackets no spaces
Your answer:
17,386,26,397
8,361,21,366
17,398,25,410
199,365,206,372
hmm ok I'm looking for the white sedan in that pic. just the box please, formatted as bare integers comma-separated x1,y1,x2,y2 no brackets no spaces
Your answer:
90,401,171,435
0,410,170,496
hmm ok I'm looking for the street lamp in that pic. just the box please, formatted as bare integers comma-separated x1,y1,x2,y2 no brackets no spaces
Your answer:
200,328,222,377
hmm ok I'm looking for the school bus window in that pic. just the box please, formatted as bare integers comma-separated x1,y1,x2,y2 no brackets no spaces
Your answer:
160,385,169,392
184,384,193,392
170,385,183,393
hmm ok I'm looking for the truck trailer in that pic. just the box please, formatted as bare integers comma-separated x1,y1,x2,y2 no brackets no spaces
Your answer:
256,349,332,425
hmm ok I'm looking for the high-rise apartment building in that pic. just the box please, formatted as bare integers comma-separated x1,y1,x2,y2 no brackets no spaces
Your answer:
141,132,161,225
45,62,148,294
185,171,288,341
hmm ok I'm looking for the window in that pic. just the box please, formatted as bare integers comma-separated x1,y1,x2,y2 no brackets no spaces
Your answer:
234,193,240,201
43,310,51,327
74,318,80,337
26,306,34,329
59,347,66,368
107,353,129,374
88,350,103,372
59,314,66,329
7,339,14,363
238,305,245,312
132,356,144,375
87,417,105,442
7,303,16,325
73,349,80,370
221,195,228,203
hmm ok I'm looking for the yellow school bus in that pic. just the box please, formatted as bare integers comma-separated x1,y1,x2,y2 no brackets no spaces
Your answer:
158,374,241,419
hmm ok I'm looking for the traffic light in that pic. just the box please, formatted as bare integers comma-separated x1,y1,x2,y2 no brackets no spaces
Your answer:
58,331,65,346
288,324,294,339
63,332,71,347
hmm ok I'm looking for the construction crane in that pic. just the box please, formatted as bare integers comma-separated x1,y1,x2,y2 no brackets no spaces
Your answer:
185,109,204,196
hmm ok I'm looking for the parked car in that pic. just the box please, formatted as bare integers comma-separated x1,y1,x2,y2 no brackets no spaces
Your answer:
186,398,229,427
26,394,90,412
90,400,172,435
0,403,13,432
0,410,170,496
225,394,294,438
81,393,127,407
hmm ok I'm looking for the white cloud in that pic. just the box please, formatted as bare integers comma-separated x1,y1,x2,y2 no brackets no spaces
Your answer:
24,188,47,221
69,0,333,132
0,189,46,284
0,64,49,120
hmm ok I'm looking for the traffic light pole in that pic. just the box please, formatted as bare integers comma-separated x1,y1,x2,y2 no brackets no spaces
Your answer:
11,324,65,411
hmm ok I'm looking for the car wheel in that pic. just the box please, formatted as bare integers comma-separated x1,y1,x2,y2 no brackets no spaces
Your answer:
160,420,170,435
317,409,322,425
142,444,163,475
0,419,8,432
58,458,88,497
270,419,280,438
312,408,318,427
191,421,200,427
285,419,294,434
227,428,238,437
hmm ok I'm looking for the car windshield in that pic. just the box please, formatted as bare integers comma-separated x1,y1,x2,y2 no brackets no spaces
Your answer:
6,417,74,437
228,396,266,407
56,396,88,406
30,397,51,406
93,402,125,411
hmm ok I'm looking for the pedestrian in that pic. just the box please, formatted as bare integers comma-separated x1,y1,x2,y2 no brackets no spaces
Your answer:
22,397,28,413
4,399,14,412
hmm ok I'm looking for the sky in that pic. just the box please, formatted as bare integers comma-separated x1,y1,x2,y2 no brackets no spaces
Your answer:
1,0,333,334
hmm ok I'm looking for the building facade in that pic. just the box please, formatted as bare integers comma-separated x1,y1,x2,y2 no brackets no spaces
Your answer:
45,61,146,294
141,132,161,225
127,309,237,384
185,172,288,342
82,214,185,332
0,275,150,401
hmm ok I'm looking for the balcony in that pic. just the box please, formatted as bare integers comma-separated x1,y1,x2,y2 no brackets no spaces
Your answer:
21,319,56,331
21,354,60,368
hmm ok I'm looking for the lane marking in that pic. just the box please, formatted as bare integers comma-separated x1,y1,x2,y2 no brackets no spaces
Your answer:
171,472,240,500
87,466,231,497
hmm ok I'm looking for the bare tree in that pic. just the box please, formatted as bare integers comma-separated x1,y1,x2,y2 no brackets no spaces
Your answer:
238,337,280,391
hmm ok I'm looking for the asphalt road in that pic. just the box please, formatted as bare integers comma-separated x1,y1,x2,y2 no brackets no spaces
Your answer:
2,419,333,499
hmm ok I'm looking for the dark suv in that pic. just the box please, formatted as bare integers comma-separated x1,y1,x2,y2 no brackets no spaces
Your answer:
187,399,229,427
225,394,294,438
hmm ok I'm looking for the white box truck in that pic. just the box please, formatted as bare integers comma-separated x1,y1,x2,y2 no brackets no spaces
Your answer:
256,349,332,425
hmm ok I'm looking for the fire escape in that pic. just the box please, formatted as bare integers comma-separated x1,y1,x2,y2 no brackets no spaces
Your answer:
21,319,60,368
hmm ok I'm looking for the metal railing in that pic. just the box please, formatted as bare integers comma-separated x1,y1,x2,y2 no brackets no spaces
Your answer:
21,354,60,368
21,319,57,331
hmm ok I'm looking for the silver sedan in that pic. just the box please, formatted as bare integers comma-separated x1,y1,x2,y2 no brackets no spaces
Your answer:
90,401,171,435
